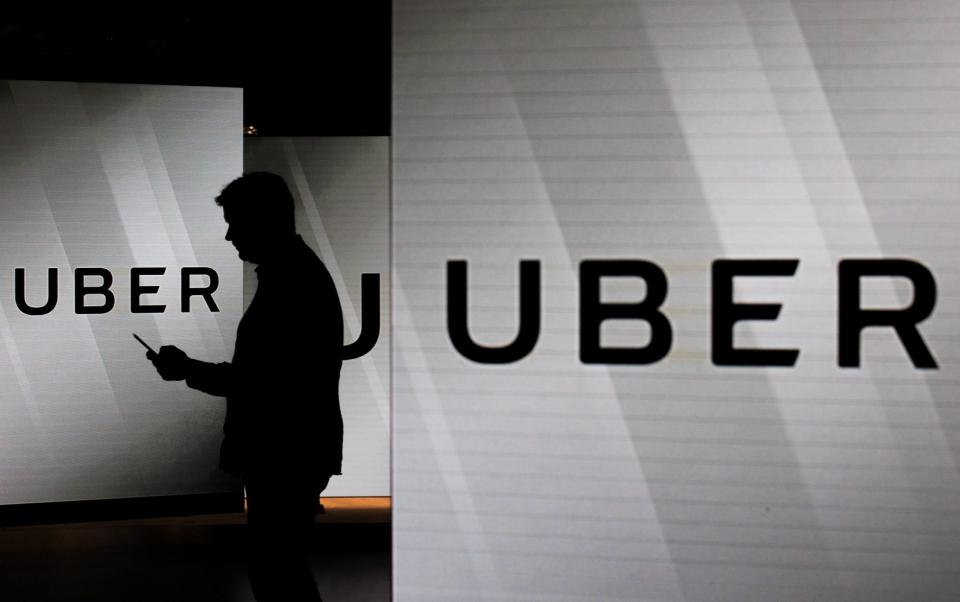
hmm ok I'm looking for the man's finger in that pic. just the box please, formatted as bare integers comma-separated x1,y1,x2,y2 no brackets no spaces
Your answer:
146,350,157,361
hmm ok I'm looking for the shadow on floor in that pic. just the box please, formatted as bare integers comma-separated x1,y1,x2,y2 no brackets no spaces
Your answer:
0,507,390,601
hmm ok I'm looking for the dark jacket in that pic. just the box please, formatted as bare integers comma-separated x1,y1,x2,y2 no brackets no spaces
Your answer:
186,235,344,482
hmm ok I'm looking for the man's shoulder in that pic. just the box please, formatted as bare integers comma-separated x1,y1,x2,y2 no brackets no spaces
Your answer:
286,238,340,301
293,239,334,280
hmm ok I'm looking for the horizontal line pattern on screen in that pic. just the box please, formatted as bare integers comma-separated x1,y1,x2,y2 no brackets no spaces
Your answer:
394,1,960,600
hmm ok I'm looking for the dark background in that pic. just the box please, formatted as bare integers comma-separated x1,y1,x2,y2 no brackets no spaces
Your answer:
0,7,391,136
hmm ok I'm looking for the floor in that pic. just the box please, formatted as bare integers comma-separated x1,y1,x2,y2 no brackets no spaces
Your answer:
0,497,391,602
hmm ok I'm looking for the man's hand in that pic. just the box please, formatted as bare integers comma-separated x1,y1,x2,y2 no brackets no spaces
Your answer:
148,345,191,381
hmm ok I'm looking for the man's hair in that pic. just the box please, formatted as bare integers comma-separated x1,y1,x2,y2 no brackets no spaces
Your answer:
215,172,296,231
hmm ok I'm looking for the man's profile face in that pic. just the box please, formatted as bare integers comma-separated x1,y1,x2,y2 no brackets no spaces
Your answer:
223,204,263,263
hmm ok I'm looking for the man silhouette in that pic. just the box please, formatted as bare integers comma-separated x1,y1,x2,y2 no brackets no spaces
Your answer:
148,172,343,602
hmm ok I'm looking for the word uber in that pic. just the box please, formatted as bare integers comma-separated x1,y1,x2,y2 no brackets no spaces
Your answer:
447,259,939,369
13,267,220,314
12,267,382,360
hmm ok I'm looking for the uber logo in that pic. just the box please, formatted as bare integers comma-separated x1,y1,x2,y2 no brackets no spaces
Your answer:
447,259,938,369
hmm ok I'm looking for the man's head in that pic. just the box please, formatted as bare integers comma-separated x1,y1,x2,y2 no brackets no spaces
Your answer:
216,172,296,263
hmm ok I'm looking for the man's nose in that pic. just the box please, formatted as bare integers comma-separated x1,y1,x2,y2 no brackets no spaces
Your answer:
225,226,233,241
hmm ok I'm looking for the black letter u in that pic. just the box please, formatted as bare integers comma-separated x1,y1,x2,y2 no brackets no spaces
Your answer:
15,268,58,315
447,260,540,363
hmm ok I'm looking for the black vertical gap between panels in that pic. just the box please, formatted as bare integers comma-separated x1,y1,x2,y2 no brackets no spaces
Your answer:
0,6,391,136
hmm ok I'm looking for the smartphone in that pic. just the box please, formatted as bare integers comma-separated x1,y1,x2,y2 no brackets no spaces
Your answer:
133,333,157,356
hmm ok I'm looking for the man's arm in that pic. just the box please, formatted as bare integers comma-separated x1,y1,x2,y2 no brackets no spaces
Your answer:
184,359,233,397
149,345,233,397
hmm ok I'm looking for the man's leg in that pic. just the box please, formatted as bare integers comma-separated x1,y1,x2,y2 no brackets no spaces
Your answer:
245,475,331,602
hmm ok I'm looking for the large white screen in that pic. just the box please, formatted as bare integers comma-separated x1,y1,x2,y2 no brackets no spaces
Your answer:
0,81,243,504
393,1,960,600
